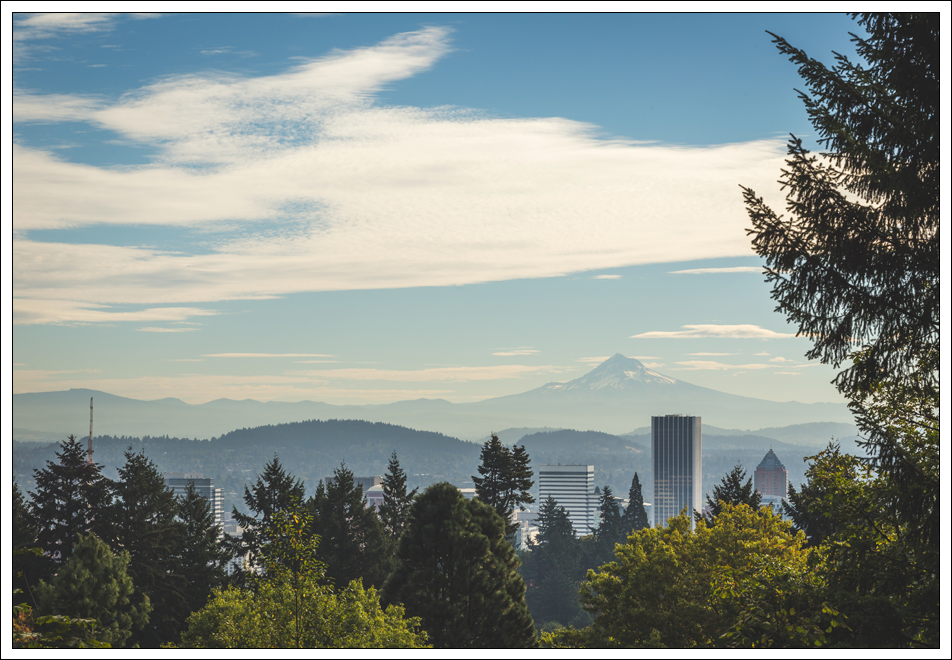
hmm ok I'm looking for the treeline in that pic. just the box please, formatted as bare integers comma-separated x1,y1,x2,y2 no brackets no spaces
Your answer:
12,434,542,648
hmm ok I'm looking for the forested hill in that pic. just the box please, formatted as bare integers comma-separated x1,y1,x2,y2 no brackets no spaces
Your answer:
13,419,483,516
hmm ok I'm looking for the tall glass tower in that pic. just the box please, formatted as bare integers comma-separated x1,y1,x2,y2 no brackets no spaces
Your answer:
652,415,702,528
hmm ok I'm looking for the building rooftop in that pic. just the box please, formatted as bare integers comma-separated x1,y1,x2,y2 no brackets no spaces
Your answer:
757,449,786,470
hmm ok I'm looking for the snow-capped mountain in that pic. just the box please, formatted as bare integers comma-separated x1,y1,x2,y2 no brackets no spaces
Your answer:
541,353,677,392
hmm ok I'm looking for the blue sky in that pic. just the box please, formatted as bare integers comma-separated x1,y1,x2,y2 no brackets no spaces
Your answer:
9,11,883,408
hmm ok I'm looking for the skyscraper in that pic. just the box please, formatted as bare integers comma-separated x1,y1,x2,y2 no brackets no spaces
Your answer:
652,414,702,528
754,449,788,499
538,464,595,537
163,472,224,527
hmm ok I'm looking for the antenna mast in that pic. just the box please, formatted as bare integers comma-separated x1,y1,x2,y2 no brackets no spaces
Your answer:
88,397,94,464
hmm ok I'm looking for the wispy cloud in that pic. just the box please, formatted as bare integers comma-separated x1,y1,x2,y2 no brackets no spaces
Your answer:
769,356,797,363
668,266,763,275
13,28,789,324
672,361,772,371
13,13,159,61
295,364,569,382
492,348,539,357
631,325,795,339
12,299,217,326
576,356,610,365
686,352,737,356
592,274,621,280
204,353,334,358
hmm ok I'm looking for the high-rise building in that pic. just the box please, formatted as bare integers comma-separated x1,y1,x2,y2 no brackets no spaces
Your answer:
652,414,702,528
754,449,788,499
538,464,595,537
163,472,224,527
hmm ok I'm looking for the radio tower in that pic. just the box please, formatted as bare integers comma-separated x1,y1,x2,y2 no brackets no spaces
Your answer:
87,397,94,464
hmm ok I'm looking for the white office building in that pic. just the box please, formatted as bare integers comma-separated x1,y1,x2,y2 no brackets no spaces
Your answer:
163,472,225,527
538,464,596,537
652,414,702,529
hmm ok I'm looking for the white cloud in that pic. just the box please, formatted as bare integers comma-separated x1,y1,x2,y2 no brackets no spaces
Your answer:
13,13,159,61
753,351,770,356
769,356,797,363
576,356,610,365
631,325,795,339
775,371,801,376
137,327,197,333
592,274,621,280
631,355,660,360
493,348,539,356
13,28,790,323
294,364,569,382
672,361,772,371
668,266,763,275
204,353,334,358
12,299,218,326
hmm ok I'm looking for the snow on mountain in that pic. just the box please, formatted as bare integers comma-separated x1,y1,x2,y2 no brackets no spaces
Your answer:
542,353,678,392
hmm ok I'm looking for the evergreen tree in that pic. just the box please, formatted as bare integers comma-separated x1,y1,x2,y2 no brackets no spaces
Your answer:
522,497,584,628
383,482,536,648
378,451,418,541
742,13,939,400
109,449,187,647
591,485,623,567
26,435,112,580
34,533,151,648
620,472,649,534
695,464,761,526
177,481,233,616
472,434,535,537
308,463,393,590
13,483,43,607
228,455,306,567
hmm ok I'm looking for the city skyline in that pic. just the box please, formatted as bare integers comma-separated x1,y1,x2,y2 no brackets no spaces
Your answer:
10,13,867,408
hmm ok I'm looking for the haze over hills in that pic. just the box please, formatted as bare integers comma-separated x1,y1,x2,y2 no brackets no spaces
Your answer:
13,354,852,442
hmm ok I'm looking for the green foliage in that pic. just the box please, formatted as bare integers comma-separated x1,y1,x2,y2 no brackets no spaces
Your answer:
14,601,111,649
696,464,762,526
308,463,393,590
33,533,151,648
228,455,306,567
378,451,418,541
177,480,233,615
591,485,623,567
179,502,428,648
620,472,649,534
545,504,812,648
109,448,187,646
384,482,537,648
13,484,43,607
472,434,535,537
785,440,937,647
26,435,112,575
742,13,939,398
521,497,585,628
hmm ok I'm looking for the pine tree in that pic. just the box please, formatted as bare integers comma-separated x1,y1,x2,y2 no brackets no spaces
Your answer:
26,435,112,579
228,455,306,567
13,483,44,607
742,13,939,399
308,463,393,590
383,482,536,648
522,497,583,627
472,434,535,537
620,472,649,534
177,481,233,616
109,449,187,647
695,464,762,526
378,451,418,541
34,533,151,648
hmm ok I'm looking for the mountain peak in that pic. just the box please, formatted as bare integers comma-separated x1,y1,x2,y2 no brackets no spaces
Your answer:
544,353,678,393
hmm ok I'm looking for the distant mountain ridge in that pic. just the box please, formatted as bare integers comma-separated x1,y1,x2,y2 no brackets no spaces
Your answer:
13,354,852,441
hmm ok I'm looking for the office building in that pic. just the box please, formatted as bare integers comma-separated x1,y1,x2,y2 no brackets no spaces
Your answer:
754,449,788,499
163,472,225,527
538,464,596,537
652,414,702,528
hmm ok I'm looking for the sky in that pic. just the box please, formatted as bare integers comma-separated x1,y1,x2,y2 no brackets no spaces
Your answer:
8,11,893,408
